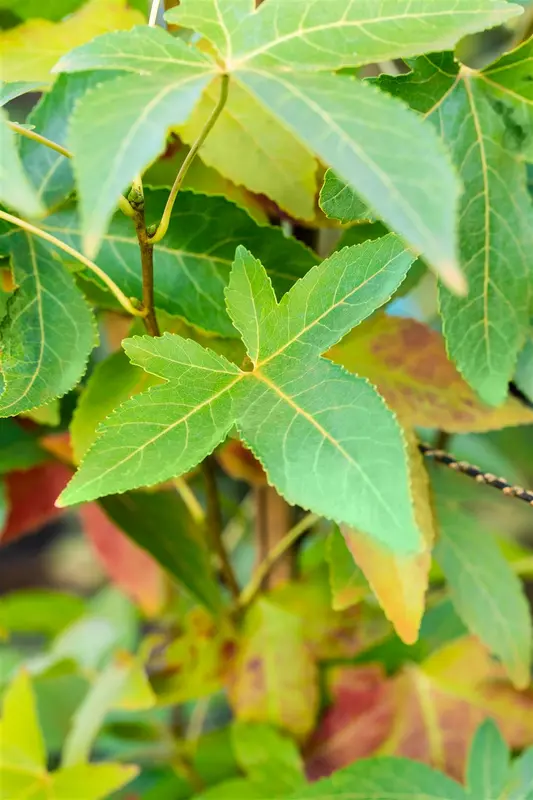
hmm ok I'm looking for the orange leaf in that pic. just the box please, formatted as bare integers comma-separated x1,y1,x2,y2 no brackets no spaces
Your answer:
80,503,165,617
217,439,267,486
328,314,533,432
341,430,435,644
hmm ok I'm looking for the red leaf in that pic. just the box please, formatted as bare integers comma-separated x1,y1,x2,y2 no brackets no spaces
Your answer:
1,462,71,545
80,503,165,617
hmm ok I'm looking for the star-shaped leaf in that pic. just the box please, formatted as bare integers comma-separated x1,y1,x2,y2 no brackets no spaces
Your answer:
59,236,422,554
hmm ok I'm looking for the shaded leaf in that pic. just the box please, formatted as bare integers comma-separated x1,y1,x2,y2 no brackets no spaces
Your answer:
232,721,305,793
228,598,318,740
0,0,143,83
0,109,45,219
170,0,519,71
328,314,533,432
79,502,165,618
0,80,45,106
291,757,466,799
326,528,368,611
0,0,85,22
515,331,533,403
319,169,374,224
98,490,223,614
41,190,316,337
0,233,96,417
467,720,510,800
505,747,533,800
434,501,532,689
0,418,46,474
61,239,422,553
179,76,317,221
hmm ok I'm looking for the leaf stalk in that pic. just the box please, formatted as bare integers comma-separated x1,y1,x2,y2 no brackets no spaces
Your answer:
202,455,241,602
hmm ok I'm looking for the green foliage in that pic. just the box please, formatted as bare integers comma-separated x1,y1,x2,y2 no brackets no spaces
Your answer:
0,1,532,797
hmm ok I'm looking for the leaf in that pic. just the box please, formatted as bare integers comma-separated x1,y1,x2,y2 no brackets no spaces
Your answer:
170,0,520,71
238,70,464,291
0,233,97,417
326,528,368,611
79,502,165,617
319,170,374,224
54,26,215,256
515,331,533,403
506,748,533,800
0,80,45,106
466,720,510,800
434,501,532,689
288,757,467,800
97,491,223,613
0,109,45,219
305,665,396,781
0,590,84,638
232,721,305,793
0,0,86,22
0,669,46,773
179,76,317,221
0,0,144,84
40,190,317,337
0,419,46,474
193,778,278,800
20,72,118,210
0,479,6,533
60,238,423,553
480,36,533,158
50,763,139,800
328,314,533,432
228,598,319,740
379,56,533,405
1,462,71,545
62,652,154,766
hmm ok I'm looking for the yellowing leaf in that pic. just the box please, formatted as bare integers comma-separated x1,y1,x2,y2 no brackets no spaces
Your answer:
341,430,435,644
328,314,533,433
0,0,144,84
179,76,317,221
228,599,319,740
0,669,46,773
50,763,139,800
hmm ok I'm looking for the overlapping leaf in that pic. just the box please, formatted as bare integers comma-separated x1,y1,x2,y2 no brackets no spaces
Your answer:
328,314,533,432
378,51,533,405
0,110,45,219
59,238,422,552
39,190,316,337
466,721,510,800
0,233,96,417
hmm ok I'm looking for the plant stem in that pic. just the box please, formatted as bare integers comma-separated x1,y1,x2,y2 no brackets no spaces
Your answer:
7,119,135,219
255,486,293,589
148,0,161,26
174,477,205,524
133,201,161,337
202,455,241,601
238,512,319,609
0,209,146,319
149,74,230,245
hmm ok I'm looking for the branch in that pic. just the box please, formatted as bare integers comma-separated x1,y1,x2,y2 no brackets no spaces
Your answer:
202,456,241,601
149,74,230,245
0,209,146,319
238,512,319,609
7,119,135,219
419,443,533,506
133,200,161,337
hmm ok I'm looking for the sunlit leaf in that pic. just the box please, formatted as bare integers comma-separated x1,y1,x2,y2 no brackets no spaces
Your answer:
0,669,46,773
328,314,533,432
0,0,144,84
0,233,96,417
228,598,319,740
50,763,139,800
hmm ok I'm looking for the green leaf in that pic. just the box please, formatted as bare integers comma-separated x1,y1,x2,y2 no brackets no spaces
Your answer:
238,71,464,291
0,419,47,473
480,35,533,158
467,720,510,800
0,590,84,638
319,169,374,224
0,80,45,106
99,490,223,613
59,238,422,552
193,778,278,800
0,233,97,417
0,670,46,773
229,599,319,740
50,763,139,800
0,478,6,532
506,748,533,800
62,653,154,766
378,56,533,405
169,0,520,70
0,109,45,219
434,502,532,689
284,757,467,799
515,331,533,402
20,72,117,210
326,528,368,611
53,26,215,256
40,190,316,337
232,721,305,793
0,0,85,22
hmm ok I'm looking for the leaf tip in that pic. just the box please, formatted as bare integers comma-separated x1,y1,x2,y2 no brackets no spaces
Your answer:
441,261,468,296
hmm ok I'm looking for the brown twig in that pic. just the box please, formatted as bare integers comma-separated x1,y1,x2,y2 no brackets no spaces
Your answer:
132,193,161,337
202,456,241,601
419,443,533,506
